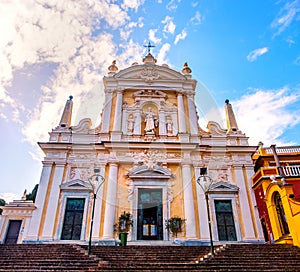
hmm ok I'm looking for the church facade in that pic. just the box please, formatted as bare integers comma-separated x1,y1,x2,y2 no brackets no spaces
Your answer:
0,53,264,245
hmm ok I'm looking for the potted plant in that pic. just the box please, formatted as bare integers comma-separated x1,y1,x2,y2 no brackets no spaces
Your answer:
114,211,133,246
165,216,186,238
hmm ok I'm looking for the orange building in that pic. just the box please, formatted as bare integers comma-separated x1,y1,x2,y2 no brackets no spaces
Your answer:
252,144,300,246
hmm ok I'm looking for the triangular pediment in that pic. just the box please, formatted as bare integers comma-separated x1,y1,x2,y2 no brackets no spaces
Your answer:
209,181,239,193
60,179,91,191
114,64,187,81
127,164,173,179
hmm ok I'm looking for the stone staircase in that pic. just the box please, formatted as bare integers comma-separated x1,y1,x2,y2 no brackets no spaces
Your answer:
0,244,100,271
198,243,300,272
0,243,300,271
88,244,300,271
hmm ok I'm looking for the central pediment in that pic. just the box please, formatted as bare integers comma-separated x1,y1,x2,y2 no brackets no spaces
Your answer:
127,165,174,179
114,64,188,81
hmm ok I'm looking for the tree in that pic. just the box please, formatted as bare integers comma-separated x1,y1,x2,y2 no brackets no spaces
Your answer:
26,184,39,202
0,198,6,215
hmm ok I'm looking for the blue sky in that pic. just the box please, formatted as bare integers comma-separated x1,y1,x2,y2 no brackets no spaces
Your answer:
0,0,300,202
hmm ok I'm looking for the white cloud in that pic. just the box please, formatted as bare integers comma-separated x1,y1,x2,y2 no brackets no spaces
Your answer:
294,56,300,65
0,0,145,150
122,0,144,12
233,87,300,146
149,29,162,44
190,11,203,25
162,16,176,34
246,47,268,62
120,17,144,40
0,192,19,203
157,43,171,64
166,0,179,11
174,29,187,44
271,0,300,36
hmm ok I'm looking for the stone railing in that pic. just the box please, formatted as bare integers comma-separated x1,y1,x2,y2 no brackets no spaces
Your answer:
282,165,300,176
265,146,300,154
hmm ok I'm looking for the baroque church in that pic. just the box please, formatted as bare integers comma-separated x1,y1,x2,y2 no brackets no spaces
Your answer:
0,51,264,245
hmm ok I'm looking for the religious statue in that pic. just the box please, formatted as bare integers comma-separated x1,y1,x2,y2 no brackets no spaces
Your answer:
144,107,158,135
166,116,173,135
127,114,135,135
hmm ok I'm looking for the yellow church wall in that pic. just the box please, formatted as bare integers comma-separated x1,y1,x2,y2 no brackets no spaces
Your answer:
126,90,136,105
165,90,177,107
116,165,131,212
168,164,186,238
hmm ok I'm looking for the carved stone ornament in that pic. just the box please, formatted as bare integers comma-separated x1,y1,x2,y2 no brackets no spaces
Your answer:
71,118,92,133
69,167,93,181
140,67,160,83
131,150,167,170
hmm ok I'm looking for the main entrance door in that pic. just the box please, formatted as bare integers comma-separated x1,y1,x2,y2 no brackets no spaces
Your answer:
137,189,163,240
61,198,85,240
215,200,237,241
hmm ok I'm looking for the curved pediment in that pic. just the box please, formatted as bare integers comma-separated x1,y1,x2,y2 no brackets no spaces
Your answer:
127,164,173,179
114,64,187,82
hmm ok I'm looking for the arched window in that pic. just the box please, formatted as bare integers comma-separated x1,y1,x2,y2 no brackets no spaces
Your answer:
273,192,289,236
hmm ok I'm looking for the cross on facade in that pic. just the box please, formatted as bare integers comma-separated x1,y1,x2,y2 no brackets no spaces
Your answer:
144,41,155,53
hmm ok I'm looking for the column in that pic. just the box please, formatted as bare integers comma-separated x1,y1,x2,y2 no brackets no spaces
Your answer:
194,167,209,240
102,162,118,239
113,90,123,131
41,163,65,240
101,91,113,133
177,93,187,133
187,94,198,135
182,164,197,238
92,165,106,240
25,162,53,241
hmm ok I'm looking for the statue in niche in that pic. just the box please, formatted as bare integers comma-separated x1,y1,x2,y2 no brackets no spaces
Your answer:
144,107,158,135
127,114,135,135
166,116,173,135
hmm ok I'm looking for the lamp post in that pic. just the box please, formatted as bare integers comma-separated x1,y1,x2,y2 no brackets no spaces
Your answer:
88,169,104,255
197,167,214,256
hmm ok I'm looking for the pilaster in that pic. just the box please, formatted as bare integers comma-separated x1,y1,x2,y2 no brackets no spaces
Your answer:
25,162,53,241
101,91,113,133
40,162,65,240
177,93,187,133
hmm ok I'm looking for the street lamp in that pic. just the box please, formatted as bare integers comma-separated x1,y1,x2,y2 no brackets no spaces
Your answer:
197,167,214,256
88,169,104,255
